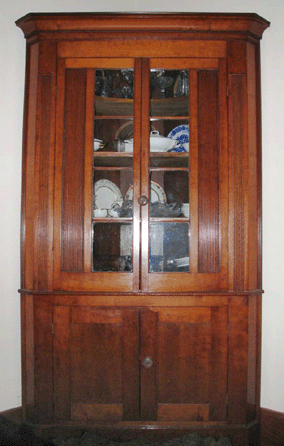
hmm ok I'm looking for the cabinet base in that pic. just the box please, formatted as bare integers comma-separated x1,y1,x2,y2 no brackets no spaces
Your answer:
28,421,259,446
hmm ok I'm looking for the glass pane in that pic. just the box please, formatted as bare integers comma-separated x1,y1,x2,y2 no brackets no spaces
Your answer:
95,69,134,116
94,119,133,153
93,170,133,219
150,119,189,154
92,67,134,274
93,223,132,272
150,69,189,117
149,171,189,219
149,223,190,272
149,67,190,274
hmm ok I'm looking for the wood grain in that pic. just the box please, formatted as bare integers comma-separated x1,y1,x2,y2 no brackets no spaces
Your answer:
34,74,54,290
17,13,268,441
34,297,53,422
16,13,269,40
122,309,140,420
58,40,227,60
158,404,209,422
53,306,71,420
261,408,284,446
246,42,258,291
23,43,38,290
20,294,34,421
198,70,220,273
61,68,86,272
229,74,246,291
70,315,123,407
227,298,248,424
140,309,158,420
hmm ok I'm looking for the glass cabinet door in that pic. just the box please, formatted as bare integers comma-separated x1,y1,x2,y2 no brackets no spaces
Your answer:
93,68,135,273
140,59,228,292
54,58,140,292
54,57,228,292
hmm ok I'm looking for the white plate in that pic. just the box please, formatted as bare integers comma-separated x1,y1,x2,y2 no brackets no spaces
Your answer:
125,181,166,203
94,179,123,210
167,124,189,150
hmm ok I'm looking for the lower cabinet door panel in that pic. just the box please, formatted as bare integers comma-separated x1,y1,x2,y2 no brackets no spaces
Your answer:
53,305,228,422
152,307,228,422
53,306,140,421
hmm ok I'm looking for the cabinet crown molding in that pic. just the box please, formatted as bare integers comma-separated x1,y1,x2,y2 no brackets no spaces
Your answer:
16,12,270,40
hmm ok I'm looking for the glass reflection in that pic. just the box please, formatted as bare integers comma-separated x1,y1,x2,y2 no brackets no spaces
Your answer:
93,223,132,272
94,69,134,117
149,223,190,272
95,69,134,99
150,69,189,117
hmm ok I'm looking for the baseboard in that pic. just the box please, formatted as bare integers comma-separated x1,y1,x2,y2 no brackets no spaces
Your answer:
0,406,23,424
261,407,284,446
1,406,284,446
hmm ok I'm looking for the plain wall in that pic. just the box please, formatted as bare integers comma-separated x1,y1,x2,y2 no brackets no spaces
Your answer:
0,0,283,413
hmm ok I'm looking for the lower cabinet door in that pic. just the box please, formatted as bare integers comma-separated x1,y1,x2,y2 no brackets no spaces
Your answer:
53,305,228,422
140,307,228,422
53,306,140,422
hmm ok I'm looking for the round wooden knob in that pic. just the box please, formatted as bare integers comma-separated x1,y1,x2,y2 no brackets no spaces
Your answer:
138,195,149,206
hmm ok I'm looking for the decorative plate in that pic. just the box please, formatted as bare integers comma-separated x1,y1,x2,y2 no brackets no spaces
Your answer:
94,179,123,210
167,124,189,150
125,181,166,203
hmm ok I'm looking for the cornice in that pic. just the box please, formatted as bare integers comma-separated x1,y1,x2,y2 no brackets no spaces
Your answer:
16,12,270,40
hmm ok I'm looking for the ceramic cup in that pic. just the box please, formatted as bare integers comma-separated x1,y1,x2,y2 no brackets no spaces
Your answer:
93,208,107,218
181,203,190,218
94,139,103,151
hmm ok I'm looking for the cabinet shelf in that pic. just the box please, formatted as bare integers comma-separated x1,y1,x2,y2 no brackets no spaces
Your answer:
92,218,132,223
150,217,190,222
93,151,189,168
95,95,189,117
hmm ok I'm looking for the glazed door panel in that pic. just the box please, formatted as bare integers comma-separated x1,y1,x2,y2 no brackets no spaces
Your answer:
53,306,140,421
143,58,228,292
54,58,141,292
54,57,228,293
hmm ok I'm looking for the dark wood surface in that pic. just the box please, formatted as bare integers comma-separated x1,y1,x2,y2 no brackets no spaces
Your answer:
261,408,284,446
16,13,269,446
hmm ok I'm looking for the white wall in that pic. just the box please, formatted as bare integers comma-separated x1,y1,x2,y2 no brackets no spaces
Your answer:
0,0,283,413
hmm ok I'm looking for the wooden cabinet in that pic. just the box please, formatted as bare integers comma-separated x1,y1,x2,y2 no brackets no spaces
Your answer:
17,13,269,446
53,305,228,423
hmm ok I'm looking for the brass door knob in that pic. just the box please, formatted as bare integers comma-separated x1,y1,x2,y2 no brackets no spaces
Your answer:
138,195,148,206
142,356,153,368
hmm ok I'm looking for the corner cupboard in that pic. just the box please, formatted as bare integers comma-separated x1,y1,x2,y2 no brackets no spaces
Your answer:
16,13,269,446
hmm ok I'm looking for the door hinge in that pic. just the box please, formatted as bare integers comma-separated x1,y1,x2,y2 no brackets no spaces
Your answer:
227,85,229,97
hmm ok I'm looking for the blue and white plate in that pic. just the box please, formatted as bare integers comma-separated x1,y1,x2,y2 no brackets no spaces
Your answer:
167,125,189,152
